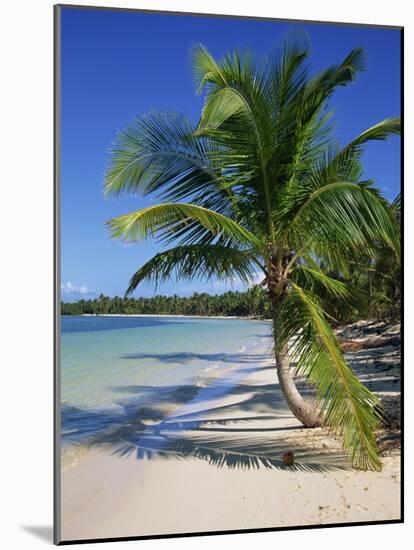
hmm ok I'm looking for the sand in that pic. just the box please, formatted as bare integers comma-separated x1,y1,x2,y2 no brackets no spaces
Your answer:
59,321,401,542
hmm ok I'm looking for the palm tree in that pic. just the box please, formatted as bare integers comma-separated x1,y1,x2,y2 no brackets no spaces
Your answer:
104,39,400,470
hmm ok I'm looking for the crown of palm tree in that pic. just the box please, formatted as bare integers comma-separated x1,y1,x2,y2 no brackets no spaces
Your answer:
104,38,400,470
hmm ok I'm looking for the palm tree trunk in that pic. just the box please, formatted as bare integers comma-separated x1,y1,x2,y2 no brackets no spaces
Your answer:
271,291,320,427
274,344,320,427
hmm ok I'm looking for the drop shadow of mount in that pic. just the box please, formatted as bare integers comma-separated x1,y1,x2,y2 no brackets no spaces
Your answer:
21,525,53,543
61,361,349,473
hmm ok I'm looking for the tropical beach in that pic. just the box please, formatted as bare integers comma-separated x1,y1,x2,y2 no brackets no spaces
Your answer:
60,316,400,540
57,6,402,544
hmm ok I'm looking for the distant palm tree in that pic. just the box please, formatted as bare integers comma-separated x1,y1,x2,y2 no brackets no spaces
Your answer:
104,39,400,470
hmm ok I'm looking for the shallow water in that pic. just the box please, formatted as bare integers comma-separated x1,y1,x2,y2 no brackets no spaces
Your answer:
61,316,272,410
60,316,272,466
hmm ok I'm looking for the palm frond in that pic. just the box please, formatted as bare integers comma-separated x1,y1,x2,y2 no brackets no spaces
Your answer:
292,262,365,322
268,34,309,110
305,47,365,98
192,44,280,240
125,244,260,294
340,118,400,156
279,180,400,260
294,265,355,300
195,87,248,133
189,43,228,94
107,202,261,248
276,283,383,470
392,192,401,210
290,47,365,147
103,110,236,215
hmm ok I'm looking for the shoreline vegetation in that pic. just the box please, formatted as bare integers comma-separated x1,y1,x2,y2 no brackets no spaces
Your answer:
61,288,272,318
61,283,400,323
81,313,268,320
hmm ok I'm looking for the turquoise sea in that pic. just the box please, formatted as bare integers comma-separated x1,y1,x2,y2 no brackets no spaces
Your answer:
60,315,272,465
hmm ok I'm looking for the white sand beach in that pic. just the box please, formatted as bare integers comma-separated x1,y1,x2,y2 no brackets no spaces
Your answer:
60,320,401,542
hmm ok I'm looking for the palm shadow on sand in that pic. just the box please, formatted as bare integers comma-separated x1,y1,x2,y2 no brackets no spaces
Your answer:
62,357,350,473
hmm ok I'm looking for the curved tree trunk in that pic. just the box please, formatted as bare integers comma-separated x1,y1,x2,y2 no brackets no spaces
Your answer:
275,345,321,427
269,281,320,427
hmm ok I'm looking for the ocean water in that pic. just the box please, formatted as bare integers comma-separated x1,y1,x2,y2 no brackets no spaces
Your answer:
61,315,272,410
60,315,272,466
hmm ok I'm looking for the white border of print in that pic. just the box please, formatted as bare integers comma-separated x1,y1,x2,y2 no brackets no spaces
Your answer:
1,1,411,549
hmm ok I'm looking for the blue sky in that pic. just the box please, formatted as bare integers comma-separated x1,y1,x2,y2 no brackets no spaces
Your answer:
60,7,401,301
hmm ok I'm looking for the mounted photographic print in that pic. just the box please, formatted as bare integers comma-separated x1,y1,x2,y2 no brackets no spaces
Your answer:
54,4,403,545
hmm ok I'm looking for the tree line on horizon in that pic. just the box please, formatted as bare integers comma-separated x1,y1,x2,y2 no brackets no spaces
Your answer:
61,260,400,320
62,286,271,317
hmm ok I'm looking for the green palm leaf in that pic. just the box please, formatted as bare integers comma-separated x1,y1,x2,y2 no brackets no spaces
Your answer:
392,192,401,210
277,283,383,470
103,110,236,216
191,44,279,240
340,118,400,155
304,47,365,98
125,244,261,294
294,265,355,301
107,202,261,248
279,180,400,260
189,43,228,94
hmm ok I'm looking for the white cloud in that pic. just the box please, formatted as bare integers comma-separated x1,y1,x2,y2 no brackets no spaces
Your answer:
61,281,95,296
